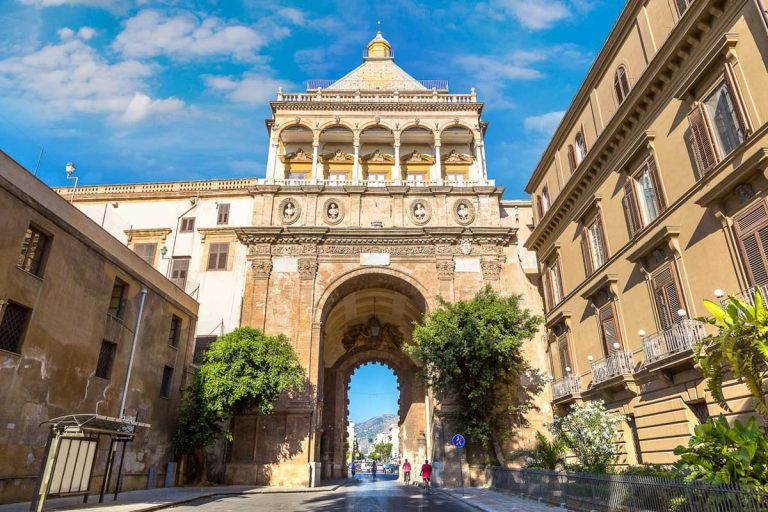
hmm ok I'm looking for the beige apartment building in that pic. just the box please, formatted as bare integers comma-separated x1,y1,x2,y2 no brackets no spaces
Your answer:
526,0,768,465
0,151,198,504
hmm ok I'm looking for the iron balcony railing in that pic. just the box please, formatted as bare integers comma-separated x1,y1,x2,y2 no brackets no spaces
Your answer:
491,468,768,512
720,283,768,308
642,319,707,364
552,374,581,400
590,351,633,385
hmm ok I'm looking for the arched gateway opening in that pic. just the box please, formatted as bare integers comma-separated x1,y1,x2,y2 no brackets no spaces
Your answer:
316,271,429,480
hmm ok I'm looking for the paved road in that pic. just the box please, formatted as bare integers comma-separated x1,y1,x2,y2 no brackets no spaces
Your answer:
172,475,472,511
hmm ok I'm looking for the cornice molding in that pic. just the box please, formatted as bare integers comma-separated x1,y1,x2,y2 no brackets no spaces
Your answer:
124,228,172,242
270,101,484,114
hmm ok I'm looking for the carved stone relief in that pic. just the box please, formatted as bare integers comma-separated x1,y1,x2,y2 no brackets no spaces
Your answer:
436,260,455,281
251,259,272,280
279,197,301,225
341,319,403,351
453,199,476,225
323,198,344,225
480,258,502,281
298,258,318,280
408,200,431,225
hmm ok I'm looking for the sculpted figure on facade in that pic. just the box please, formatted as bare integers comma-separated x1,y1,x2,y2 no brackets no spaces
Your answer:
409,200,431,225
453,199,476,225
279,198,301,225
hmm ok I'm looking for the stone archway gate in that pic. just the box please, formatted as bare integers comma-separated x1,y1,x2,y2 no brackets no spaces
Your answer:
224,224,517,487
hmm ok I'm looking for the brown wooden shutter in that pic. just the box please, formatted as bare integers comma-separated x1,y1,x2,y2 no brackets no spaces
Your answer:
581,229,593,276
542,271,552,310
558,333,571,374
653,265,684,329
646,155,666,211
568,145,577,173
623,180,642,235
724,62,752,136
599,304,622,354
595,214,607,263
536,196,543,220
735,203,768,286
688,103,720,176
552,261,563,300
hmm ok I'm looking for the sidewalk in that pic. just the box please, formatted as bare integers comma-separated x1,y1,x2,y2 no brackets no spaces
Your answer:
440,487,565,512
0,481,347,512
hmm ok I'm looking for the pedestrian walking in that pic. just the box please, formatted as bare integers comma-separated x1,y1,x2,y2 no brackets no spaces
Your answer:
371,460,377,480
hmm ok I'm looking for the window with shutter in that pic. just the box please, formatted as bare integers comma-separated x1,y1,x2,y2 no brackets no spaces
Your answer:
735,203,768,286
207,243,229,271
581,232,594,276
688,103,720,176
558,333,572,375
542,271,552,310
614,66,631,105
652,265,685,330
575,132,587,164
724,63,752,136
704,81,745,156
674,0,693,17
567,145,577,173
623,181,641,236
599,303,622,355
551,261,563,304
587,215,607,269
542,186,550,213
217,203,230,225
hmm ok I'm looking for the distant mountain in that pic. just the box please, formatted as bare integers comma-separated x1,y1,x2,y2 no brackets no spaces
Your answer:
354,414,397,453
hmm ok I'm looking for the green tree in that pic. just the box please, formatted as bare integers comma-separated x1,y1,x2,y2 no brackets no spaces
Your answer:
696,289,768,422
407,286,542,464
174,327,305,483
510,431,566,471
374,442,393,462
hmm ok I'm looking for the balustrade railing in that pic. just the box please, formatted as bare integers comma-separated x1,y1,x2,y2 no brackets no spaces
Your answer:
278,90,475,104
56,178,495,197
552,374,581,400
642,320,707,364
721,283,768,308
590,351,633,385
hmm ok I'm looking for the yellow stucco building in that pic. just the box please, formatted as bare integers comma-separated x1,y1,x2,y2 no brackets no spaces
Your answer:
526,0,768,465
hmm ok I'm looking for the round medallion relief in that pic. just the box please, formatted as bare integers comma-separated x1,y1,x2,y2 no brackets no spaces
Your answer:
408,200,432,225
323,198,344,225
278,197,301,225
453,199,476,225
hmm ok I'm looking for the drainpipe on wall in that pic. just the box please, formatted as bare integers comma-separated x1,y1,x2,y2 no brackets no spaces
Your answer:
119,287,147,418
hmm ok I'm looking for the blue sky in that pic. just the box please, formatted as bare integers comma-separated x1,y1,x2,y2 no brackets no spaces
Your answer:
0,0,623,198
348,363,398,424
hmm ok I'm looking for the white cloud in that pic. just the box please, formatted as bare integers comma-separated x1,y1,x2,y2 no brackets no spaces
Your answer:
0,37,183,123
121,93,185,123
77,26,97,40
491,0,595,30
524,111,565,135
113,9,268,61
18,0,129,10
203,73,293,105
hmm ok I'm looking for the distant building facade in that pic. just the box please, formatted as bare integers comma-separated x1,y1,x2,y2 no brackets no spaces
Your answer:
0,152,198,504
526,0,768,465
56,32,548,487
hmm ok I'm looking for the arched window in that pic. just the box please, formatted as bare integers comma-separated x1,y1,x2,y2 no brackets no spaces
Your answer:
575,131,587,164
614,65,631,105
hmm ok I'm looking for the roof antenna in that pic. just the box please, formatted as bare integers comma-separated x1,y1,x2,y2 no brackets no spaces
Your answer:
377,19,381,33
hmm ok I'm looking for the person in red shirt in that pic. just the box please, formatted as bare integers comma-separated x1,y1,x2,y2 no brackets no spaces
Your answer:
420,460,433,494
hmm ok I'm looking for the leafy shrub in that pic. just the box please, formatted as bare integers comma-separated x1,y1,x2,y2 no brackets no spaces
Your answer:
510,431,566,470
619,464,672,477
673,415,768,491
549,400,623,473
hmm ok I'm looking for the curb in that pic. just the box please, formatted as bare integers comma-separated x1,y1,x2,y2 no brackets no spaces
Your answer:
437,489,486,512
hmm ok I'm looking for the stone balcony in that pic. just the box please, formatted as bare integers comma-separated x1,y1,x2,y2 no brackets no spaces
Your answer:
642,320,707,368
277,88,477,105
551,374,581,402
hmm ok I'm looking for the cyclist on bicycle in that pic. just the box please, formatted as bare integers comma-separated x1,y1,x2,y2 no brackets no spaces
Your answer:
402,459,411,484
420,460,433,494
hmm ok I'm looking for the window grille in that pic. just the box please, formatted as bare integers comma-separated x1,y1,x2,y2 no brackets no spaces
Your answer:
17,225,51,276
688,401,710,424
108,279,127,318
160,366,174,398
95,341,117,379
0,302,31,353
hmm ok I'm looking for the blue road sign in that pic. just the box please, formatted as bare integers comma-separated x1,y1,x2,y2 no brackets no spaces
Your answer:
452,434,465,448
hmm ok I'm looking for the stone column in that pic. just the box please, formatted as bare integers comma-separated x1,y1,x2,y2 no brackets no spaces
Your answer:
474,142,483,182
353,141,361,183
393,136,402,183
266,134,279,182
431,140,442,183
311,141,320,182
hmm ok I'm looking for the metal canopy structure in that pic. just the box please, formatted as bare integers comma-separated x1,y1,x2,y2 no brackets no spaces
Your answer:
30,414,150,512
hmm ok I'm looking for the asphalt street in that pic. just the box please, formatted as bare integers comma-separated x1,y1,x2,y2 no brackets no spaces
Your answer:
170,474,473,511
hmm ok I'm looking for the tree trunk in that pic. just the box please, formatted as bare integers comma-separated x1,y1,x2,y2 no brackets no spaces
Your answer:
193,448,212,485
492,437,506,467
